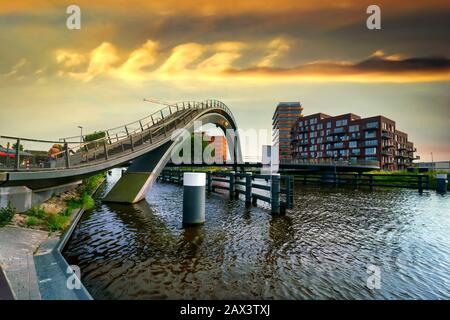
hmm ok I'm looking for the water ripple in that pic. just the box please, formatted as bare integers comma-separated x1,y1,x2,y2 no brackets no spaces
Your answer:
63,169,450,300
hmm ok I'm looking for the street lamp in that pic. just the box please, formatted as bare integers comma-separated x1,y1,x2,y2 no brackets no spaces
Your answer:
78,126,83,150
431,152,434,171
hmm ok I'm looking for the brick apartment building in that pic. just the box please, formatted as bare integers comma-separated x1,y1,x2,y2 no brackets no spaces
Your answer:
272,102,303,161
290,112,417,170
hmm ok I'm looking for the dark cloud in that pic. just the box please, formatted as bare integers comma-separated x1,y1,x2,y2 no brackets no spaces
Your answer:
227,55,450,82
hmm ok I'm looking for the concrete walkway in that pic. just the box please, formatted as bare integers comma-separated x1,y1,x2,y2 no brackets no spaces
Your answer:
0,226,48,300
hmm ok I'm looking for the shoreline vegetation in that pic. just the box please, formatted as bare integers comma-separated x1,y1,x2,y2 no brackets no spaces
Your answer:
365,169,449,189
0,172,105,233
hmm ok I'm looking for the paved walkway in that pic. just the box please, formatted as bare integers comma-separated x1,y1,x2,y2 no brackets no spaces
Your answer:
0,226,48,300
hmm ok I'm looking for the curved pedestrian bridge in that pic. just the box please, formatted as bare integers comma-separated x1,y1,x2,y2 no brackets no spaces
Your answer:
0,100,242,203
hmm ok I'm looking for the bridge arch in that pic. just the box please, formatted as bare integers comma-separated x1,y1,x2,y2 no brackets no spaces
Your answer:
103,101,243,203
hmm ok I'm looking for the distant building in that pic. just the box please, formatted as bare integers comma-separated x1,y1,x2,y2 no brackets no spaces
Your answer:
204,134,227,163
272,102,303,161
416,161,450,171
290,112,418,171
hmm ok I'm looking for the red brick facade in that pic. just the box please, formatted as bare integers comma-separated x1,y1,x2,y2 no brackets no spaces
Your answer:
291,112,417,170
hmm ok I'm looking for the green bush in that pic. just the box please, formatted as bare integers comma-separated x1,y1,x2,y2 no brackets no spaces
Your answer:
81,193,95,210
26,206,46,219
0,204,15,227
47,214,70,232
78,173,105,195
25,216,42,227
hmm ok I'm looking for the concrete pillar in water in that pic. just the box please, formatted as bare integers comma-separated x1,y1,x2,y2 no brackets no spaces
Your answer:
183,172,206,226
436,174,448,193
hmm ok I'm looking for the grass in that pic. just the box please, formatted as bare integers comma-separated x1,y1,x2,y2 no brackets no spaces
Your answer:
21,172,105,232
366,169,449,189
78,173,106,195
46,214,70,232
25,216,43,227
0,204,15,227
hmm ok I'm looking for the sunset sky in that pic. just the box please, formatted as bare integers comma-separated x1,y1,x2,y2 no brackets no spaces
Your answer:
0,0,449,160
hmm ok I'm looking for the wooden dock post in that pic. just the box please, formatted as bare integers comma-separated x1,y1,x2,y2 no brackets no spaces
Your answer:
245,172,252,204
285,175,294,209
207,171,213,193
271,174,281,214
229,171,236,199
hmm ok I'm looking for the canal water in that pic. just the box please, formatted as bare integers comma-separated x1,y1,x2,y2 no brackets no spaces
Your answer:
63,169,450,299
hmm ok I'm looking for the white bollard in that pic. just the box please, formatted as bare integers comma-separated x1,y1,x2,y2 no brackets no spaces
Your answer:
183,173,206,226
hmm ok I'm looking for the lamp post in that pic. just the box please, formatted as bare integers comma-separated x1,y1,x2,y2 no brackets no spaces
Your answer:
431,152,434,171
78,126,83,150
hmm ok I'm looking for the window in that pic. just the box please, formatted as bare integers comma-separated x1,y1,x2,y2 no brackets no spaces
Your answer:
317,123,323,130
349,125,359,132
327,122,331,128
349,141,357,148
365,140,378,147
365,147,377,155
340,150,349,156
351,148,360,155
366,122,378,129
365,131,376,139
336,119,348,127
334,142,344,149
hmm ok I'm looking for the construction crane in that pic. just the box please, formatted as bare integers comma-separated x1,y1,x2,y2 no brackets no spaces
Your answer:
143,97,176,107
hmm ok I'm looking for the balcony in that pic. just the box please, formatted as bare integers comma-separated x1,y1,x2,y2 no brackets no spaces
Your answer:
298,140,310,146
364,123,379,130
297,127,310,133
333,127,347,134
381,131,393,139
382,150,393,156
348,133,361,141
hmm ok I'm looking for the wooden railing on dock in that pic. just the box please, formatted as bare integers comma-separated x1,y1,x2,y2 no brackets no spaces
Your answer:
158,169,294,214
293,172,430,193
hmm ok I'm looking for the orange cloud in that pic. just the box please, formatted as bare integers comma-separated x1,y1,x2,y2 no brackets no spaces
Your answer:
56,40,450,83
2,0,449,16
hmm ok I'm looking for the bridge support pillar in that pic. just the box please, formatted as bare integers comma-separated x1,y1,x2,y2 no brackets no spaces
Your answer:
103,172,154,203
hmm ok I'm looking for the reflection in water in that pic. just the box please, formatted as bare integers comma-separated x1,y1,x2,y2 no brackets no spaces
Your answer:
64,169,450,300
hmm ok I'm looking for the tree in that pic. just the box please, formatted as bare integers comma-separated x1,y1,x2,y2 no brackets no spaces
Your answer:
12,143,24,151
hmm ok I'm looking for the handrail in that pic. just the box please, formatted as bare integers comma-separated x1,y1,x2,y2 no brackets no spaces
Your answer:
1,99,232,146
1,99,238,172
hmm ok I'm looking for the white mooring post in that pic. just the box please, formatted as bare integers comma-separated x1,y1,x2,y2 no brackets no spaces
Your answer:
183,172,206,226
